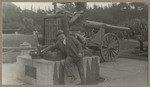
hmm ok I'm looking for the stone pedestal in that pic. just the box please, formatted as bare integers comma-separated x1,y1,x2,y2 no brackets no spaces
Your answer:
17,54,100,85
17,55,65,85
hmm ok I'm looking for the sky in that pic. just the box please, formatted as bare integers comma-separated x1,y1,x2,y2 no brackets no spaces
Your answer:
12,2,113,11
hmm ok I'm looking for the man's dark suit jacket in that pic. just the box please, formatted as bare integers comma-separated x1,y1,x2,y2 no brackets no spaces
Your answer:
45,36,83,60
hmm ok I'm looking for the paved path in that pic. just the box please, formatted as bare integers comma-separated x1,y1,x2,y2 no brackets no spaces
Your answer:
2,63,25,85
99,58,148,86
2,58,148,85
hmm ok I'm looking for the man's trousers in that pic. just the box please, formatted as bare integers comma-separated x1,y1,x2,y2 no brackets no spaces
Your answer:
64,56,86,84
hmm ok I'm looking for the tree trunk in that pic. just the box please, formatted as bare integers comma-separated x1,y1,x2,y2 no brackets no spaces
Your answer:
139,41,143,51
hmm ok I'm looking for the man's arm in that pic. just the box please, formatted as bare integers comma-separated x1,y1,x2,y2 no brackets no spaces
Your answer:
70,36,83,53
41,41,59,54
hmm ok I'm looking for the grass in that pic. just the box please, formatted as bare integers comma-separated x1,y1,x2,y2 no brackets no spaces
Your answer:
2,34,39,63
2,34,39,47
119,39,148,61
119,39,142,50
2,34,148,63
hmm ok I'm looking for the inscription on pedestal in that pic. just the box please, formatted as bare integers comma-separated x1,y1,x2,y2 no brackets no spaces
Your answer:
25,65,36,79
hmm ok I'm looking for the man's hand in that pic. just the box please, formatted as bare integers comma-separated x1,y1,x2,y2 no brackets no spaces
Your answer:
79,53,83,58
40,49,47,54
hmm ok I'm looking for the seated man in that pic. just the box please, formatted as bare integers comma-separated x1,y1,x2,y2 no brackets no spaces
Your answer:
41,30,86,85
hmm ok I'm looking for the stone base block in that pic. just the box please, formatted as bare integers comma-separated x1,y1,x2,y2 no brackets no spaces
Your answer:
17,55,100,85
17,55,65,85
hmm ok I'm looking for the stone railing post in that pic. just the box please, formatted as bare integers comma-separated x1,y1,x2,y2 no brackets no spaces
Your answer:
20,41,32,57
15,32,18,35
33,31,36,35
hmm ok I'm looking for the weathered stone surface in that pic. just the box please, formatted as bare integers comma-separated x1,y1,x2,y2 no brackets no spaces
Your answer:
17,55,100,85
25,65,36,79
86,59,91,82
58,62,65,85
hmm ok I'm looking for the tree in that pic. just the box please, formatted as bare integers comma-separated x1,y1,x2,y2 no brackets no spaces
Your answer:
2,2,48,34
84,4,116,24
129,3,148,20
116,2,148,51
21,9,36,20
21,17,35,34
34,9,47,26
34,24,42,33
3,2,22,29
119,18,148,51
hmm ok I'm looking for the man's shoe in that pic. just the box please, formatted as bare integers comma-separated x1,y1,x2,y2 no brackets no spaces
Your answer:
78,82,86,85
69,76,76,83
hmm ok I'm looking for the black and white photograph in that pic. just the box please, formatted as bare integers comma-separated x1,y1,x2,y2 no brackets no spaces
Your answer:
2,2,148,85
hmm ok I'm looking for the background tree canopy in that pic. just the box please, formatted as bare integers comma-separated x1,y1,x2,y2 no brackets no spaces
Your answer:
3,2,52,34
3,2,148,43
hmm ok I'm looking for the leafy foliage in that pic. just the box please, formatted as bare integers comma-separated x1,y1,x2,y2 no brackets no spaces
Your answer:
3,2,51,34
3,2,148,41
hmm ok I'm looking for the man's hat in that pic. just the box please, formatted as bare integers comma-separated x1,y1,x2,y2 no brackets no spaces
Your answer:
57,30,65,36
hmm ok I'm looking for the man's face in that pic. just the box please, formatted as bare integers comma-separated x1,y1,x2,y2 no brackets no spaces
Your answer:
58,34,66,41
